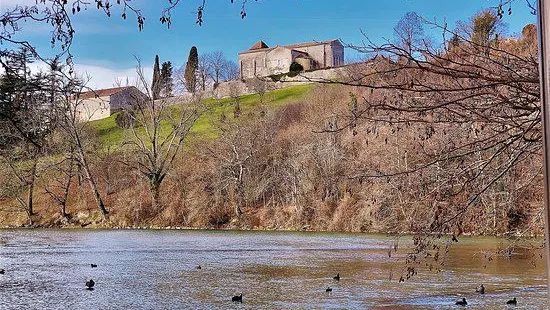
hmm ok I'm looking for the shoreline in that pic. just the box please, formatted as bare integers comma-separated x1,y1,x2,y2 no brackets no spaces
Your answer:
0,224,541,239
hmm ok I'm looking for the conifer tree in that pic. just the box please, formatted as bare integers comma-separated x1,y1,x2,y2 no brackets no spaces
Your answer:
152,55,161,99
160,61,173,98
184,46,198,93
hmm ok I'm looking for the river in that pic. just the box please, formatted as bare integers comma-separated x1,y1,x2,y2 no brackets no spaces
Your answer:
0,230,546,309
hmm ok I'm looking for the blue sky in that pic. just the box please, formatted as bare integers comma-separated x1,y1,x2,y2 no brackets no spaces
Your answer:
1,0,537,88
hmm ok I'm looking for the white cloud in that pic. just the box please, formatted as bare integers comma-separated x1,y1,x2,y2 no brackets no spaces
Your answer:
1,0,41,11
73,63,153,90
19,60,152,90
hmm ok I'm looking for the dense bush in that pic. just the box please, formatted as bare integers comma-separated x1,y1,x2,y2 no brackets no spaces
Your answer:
288,62,304,77
115,110,136,129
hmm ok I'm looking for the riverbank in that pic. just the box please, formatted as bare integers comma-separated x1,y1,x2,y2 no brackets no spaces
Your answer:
1,83,545,236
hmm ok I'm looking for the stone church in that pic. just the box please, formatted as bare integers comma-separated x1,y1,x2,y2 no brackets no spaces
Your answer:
238,39,344,79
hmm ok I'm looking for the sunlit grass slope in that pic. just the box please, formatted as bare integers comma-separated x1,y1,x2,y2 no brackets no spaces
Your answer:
89,84,312,149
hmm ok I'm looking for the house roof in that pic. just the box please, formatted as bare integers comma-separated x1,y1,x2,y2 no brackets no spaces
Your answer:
249,40,269,50
239,39,340,55
286,40,338,49
79,86,133,99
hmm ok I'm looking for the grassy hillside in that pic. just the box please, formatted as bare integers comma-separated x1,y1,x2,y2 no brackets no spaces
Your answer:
89,84,312,149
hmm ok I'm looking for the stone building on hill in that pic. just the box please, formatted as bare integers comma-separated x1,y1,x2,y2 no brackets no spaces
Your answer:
75,86,147,122
238,39,344,79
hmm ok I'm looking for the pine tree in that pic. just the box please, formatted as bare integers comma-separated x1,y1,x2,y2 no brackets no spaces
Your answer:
184,46,198,93
152,55,161,99
160,61,173,98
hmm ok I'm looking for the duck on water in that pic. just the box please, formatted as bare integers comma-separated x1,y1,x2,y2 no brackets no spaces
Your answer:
232,294,242,302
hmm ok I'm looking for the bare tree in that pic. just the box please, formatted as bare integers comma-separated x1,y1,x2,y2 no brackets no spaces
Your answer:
247,77,270,104
229,82,242,118
197,54,212,91
120,60,203,209
54,76,110,219
393,12,426,57
202,51,239,86
335,16,539,240
225,60,240,81
42,149,75,221
206,124,263,216
204,51,225,86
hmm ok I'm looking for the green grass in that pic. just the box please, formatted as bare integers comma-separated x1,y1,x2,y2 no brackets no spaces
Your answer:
89,84,312,149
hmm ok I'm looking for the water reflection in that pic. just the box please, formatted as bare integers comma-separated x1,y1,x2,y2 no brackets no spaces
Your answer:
0,230,546,309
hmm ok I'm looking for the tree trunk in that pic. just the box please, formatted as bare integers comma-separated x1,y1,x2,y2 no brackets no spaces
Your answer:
61,170,72,218
235,171,244,216
150,180,160,209
26,159,37,217
79,151,108,218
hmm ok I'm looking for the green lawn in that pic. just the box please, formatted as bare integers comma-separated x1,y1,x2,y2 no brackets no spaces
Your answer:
89,84,312,149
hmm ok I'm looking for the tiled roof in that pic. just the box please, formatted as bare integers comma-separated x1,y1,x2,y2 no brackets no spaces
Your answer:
249,40,269,50
286,40,336,49
239,39,340,55
79,86,133,99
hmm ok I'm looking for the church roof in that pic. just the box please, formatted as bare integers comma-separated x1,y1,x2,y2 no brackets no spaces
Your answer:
249,40,269,50
239,39,340,55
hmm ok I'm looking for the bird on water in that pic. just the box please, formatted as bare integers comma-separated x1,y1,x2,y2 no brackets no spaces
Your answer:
455,298,467,306
86,279,95,290
326,287,332,292
196,265,202,270
476,284,485,294
0,268,4,274
333,273,340,281
506,297,517,305
232,294,243,302
91,264,97,268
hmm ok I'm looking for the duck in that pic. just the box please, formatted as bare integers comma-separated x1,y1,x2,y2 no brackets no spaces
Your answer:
85,279,95,290
326,287,332,292
333,273,340,281
506,297,517,305
476,284,485,294
196,265,202,270
232,293,243,302
455,297,467,306
91,264,98,268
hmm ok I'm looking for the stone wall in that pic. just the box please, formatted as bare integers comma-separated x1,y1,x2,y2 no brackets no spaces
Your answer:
238,40,345,80
214,62,368,98
75,96,110,122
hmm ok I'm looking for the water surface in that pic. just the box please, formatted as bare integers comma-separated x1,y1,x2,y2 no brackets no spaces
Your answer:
0,230,546,309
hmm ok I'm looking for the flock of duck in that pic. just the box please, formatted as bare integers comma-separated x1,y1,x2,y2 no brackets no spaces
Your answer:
0,265,520,306
454,284,518,306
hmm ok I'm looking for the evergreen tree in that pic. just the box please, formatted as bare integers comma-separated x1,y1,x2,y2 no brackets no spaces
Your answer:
152,55,161,99
160,61,173,98
471,9,500,47
184,46,198,93
0,48,35,148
